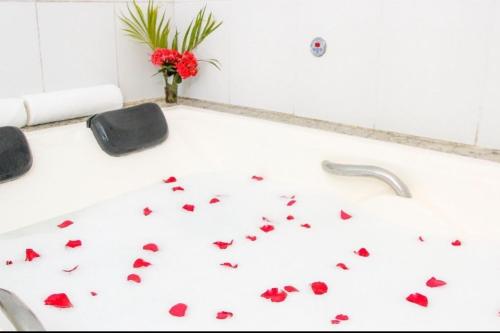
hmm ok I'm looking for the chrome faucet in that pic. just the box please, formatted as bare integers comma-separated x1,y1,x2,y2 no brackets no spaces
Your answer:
322,160,412,198
0,289,45,331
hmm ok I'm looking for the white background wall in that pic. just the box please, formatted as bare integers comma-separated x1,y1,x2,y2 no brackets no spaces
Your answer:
1,0,500,149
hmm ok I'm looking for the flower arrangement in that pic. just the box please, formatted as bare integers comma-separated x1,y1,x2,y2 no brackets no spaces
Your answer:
120,1,222,103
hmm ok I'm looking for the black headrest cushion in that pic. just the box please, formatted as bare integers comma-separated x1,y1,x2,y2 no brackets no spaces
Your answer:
87,103,168,156
0,126,33,183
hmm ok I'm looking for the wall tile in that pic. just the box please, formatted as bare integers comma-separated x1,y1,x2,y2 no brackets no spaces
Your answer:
294,0,382,128
376,0,490,144
0,2,43,98
37,2,118,92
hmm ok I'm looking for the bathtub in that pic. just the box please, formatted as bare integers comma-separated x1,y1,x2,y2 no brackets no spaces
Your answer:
0,105,499,330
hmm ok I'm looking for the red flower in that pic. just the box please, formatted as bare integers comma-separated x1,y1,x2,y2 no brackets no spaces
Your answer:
216,311,233,320
418,236,425,242
133,258,152,268
182,204,195,212
58,220,73,229
336,314,349,321
127,274,141,283
25,249,40,262
143,207,152,216
213,240,233,249
220,262,238,269
44,293,73,308
340,210,352,220
287,200,296,206
172,186,184,192
209,198,220,204
406,293,428,307
246,235,257,241
286,215,295,221
300,223,311,229
169,303,188,317
426,277,447,288
311,281,328,295
451,240,462,247
90,291,98,297
143,243,159,252
331,320,341,325
176,51,198,79
284,285,299,293
66,240,82,249
261,288,288,303
355,248,370,257
336,263,349,270
251,175,264,181
163,176,177,183
260,224,274,233
151,48,181,67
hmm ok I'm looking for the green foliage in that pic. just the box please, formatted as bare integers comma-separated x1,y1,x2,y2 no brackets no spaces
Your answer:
120,0,171,50
120,1,223,71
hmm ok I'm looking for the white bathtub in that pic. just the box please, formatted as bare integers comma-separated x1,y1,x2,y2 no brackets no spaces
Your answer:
1,105,499,330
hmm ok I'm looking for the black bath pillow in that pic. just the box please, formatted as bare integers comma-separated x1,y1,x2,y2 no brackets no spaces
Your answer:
0,126,33,183
87,103,168,156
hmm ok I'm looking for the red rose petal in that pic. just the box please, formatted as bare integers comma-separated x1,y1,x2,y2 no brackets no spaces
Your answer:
300,223,311,229
65,240,82,249
336,314,349,321
213,240,234,250
260,224,275,233
340,210,352,220
182,204,195,212
163,176,177,183
216,311,233,320
311,281,328,295
172,186,184,192
331,320,341,325
336,263,349,270
246,235,257,241
25,249,40,262
287,200,297,206
220,262,238,269
143,243,159,252
209,198,220,204
169,303,187,317
251,175,264,181
284,285,299,293
261,288,288,302
286,215,295,221
127,274,141,283
451,240,462,246
44,293,73,308
90,291,98,297
418,236,425,242
143,207,153,216
62,265,79,273
58,220,73,229
406,293,428,307
5,260,13,266
355,248,370,257
426,277,447,288
133,258,151,268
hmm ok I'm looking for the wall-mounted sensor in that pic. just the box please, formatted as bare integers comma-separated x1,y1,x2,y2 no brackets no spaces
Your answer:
310,37,326,57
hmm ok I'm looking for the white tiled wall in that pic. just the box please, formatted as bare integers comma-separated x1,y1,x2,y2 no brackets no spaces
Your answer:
1,0,500,149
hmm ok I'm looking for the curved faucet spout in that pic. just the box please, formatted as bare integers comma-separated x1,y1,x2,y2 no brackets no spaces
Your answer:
0,289,45,331
322,160,412,198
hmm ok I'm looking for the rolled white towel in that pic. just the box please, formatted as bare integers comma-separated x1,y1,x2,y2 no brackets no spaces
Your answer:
23,85,123,126
0,98,28,127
